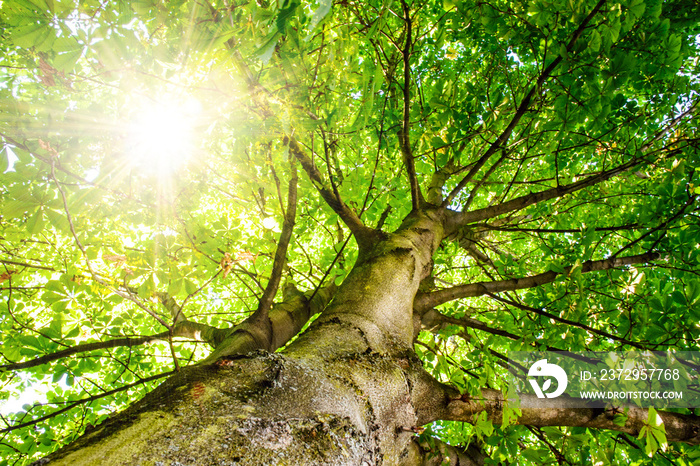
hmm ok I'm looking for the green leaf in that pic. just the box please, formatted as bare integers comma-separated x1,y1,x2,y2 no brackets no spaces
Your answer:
11,23,52,49
589,30,601,53
27,208,45,234
254,31,280,63
184,279,198,295
309,0,332,32
628,0,646,19
28,0,52,12
276,1,299,34
168,279,183,296
613,413,628,427
53,48,83,72
640,407,667,456
474,411,494,438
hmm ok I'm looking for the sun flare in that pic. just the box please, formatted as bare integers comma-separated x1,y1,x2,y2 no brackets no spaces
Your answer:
126,96,201,174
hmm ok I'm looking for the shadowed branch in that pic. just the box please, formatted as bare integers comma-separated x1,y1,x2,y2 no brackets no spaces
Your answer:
254,159,298,319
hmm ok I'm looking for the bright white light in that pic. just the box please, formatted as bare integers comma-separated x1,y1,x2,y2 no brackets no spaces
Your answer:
127,97,201,174
0,384,44,415
262,217,278,230
0,373,69,415
4,145,18,173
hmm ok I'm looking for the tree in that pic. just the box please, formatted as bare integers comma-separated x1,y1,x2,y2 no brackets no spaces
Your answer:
1,0,699,463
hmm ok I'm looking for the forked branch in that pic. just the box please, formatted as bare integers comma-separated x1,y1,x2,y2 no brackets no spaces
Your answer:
287,137,377,246
444,152,648,234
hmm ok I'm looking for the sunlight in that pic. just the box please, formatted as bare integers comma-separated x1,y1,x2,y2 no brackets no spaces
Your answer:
126,96,201,175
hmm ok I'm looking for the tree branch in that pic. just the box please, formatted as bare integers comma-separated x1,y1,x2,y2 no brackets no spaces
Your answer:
444,153,646,234
253,160,298,319
426,157,456,205
417,308,621,355
0,259,55,272
286,136,378,246
414,252,659,311
419,307,520,341
0,334,169,372
155,292,187,324
611,193,696,259
226,45,378,248
441,389,700,445
487,294,647,349
478,223,640,234
0,371,175,434
0,320,231,373
399,0,423,211
204,283,337,362
1,281,338,374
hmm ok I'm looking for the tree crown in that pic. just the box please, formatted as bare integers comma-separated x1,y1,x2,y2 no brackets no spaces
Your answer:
1,0,699,463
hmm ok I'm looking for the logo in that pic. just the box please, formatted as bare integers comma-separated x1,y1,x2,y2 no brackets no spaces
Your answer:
528,359,568,398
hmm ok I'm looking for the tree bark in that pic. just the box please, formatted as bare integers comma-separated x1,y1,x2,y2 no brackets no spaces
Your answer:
35,214,449,465
35,350,434,465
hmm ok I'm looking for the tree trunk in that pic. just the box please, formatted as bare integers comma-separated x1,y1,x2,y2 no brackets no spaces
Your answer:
36,214,453,465
36,352,428,465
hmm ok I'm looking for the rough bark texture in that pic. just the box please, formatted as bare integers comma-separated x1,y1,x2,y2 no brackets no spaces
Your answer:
36,213,452,465
37,351,421,465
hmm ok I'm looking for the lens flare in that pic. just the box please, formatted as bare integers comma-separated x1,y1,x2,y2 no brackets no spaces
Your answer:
126,97,201,175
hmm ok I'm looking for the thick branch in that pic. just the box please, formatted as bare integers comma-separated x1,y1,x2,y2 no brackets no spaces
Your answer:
444,154,645,234
426,158,456,205
415,252,659,311
1,281,338,373
204,283,337,362
155,292,187,324
169,321,230,347
442,389,700,445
